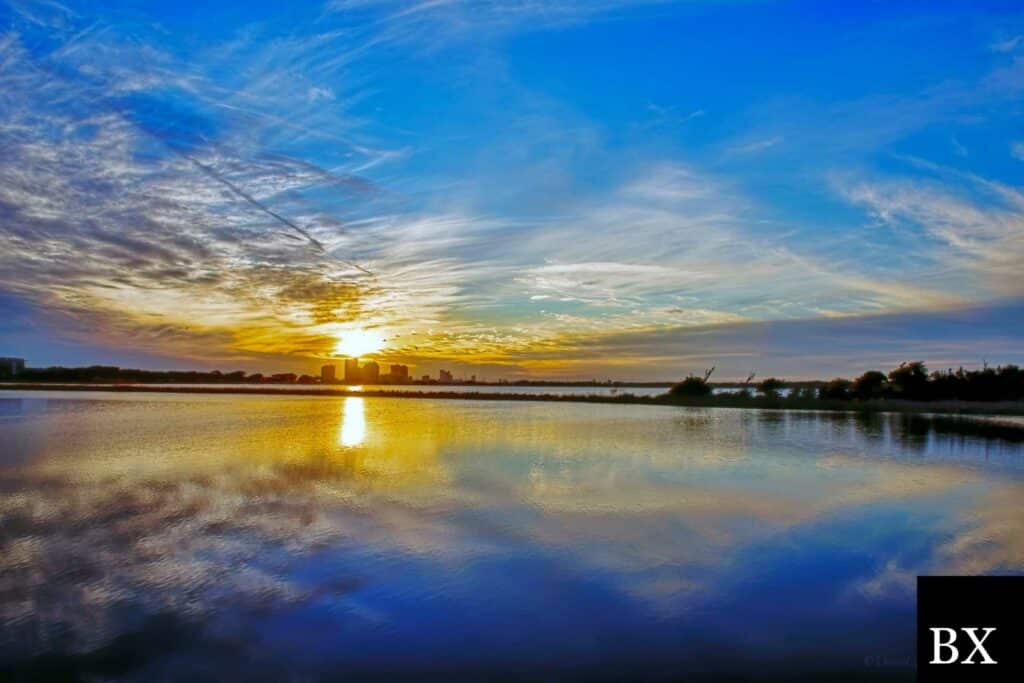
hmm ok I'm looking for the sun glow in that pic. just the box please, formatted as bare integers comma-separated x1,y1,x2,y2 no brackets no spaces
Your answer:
334,329,386,358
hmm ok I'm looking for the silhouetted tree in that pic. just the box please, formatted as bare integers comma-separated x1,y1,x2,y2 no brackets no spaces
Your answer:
887,361,929,400
927,364,1024,401
819,378,852,400
852,370,887,400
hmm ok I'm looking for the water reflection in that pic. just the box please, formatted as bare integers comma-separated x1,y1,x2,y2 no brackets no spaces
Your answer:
0,397,23,417
0,394,1022,681
338,396,366,447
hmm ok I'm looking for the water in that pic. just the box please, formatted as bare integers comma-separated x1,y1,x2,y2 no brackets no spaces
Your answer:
1,382,672,397
1,391,1022,681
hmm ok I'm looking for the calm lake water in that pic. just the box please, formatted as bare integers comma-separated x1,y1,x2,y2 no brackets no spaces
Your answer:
0,382,673,397
1,391,1022,681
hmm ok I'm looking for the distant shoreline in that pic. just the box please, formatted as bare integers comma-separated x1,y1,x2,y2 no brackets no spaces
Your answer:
3,383,1024,416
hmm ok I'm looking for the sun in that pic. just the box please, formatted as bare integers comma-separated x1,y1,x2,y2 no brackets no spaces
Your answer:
334,329,386,358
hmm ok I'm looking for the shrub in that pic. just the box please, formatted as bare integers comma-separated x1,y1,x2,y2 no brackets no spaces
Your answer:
757,377,785,398
669,376,712,396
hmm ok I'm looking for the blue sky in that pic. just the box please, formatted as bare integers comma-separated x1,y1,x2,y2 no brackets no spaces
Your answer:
1,0,1023,379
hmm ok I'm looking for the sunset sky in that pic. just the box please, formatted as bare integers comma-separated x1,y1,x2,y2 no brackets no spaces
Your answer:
1,0,1023,380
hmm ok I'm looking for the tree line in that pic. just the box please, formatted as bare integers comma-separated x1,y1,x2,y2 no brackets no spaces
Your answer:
670,362,1024,403
1,366,317,384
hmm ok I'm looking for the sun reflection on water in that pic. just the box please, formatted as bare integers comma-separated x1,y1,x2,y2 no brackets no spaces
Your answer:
339,396,366,447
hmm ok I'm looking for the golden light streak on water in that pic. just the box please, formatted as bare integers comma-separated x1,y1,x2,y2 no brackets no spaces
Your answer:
339,396,366,447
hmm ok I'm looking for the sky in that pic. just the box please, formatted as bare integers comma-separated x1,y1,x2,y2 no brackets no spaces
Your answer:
1,0,1023,381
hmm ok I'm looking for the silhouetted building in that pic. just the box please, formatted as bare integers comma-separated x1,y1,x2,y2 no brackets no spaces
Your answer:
421,375,431,382
439,369,453,384
345,358,361,384
363,361,380,384
389,364,409,383
321,364,336,384
0,357,25,378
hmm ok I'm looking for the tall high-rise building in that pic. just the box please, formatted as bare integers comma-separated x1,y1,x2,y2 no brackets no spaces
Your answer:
0,357,25,378
321,364,336,384
389,364,409,383
439,369,453,384
344,358,361,384
362,361,380,384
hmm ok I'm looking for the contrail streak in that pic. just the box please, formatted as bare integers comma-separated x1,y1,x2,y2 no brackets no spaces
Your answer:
180,150,374,276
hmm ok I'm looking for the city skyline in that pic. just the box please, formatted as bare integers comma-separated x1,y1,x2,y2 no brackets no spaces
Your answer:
2,1,1024,380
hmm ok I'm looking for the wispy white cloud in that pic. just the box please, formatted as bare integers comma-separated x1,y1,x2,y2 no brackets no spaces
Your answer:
307,86,336,102
723,48,1024,167
837,167,1024,297
507,163,963,320
727,135,782,155
322,0,677,54
951,136,968,157
991,34,1023,53
643,103,706,130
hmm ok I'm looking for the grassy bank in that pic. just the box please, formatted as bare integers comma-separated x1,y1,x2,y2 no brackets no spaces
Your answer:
3,382,1024,416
